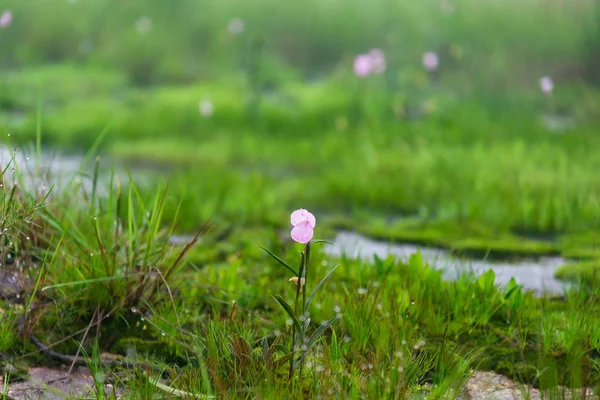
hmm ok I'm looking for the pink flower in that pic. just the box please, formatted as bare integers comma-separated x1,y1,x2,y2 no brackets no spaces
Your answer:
540,76,553,95
422,51,439,72
0,10,12,28
290,209,316,244
354,54,372,77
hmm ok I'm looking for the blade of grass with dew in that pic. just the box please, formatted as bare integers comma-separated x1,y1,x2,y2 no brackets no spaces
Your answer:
305,264,340,312
305,314,343,349
272,293,302,333
41,272,146,291
90,156,100,214
64,124,111,194
27,231,66,312
260,246,298,276
35,92,42,175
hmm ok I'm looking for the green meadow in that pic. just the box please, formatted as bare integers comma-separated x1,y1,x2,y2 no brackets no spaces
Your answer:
1,0,600,398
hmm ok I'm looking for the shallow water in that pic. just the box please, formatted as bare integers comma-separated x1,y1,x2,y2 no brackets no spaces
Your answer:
324,230,569,294
0,146,150,195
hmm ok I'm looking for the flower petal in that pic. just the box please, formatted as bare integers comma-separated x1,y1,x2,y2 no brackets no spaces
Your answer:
291,222,314,244
290,209,316,228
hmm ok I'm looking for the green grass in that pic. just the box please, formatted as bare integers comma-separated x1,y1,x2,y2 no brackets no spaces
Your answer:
0,151,598,398
1,0,600,396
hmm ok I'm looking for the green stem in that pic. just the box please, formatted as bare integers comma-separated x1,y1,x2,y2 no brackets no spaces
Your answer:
299,242,310,382
289,251,305,380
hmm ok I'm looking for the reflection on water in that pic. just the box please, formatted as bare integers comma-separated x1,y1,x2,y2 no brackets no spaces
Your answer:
325,230,569,294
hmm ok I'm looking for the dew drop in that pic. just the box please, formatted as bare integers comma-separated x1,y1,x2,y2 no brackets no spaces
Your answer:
161,331,166,336
131,307,137,313
285,319,293,326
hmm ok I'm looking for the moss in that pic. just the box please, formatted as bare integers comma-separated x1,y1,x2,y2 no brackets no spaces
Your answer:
112,337,184,363
358,220,560,260
554,261,600,284
449,238,559,260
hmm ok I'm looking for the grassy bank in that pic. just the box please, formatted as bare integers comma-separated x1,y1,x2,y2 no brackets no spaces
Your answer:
0,161,599,398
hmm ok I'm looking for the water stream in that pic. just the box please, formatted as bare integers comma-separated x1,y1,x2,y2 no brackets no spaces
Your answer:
324,230,569,294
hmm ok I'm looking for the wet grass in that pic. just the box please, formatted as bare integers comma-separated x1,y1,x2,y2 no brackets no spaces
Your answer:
0,151,599,398
3,62,600,259
1,0,600,396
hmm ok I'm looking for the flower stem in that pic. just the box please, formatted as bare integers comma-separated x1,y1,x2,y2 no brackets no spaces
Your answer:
299,242,310,381
289,250,305,380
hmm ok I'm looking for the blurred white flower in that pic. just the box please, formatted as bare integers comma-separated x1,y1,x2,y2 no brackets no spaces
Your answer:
422,51,439,71
228,18,245,35
199,99,214,117
441,0,455,14
0,10,12,28
540,76,553,95
135,16,152,34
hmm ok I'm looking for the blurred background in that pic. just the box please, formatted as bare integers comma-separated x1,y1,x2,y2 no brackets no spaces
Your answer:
1,0,600,254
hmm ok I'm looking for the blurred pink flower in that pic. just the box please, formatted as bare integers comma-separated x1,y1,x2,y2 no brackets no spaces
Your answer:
0,10,12,28
228,18,245,35
422,51,439,71
540,76,553,95
290,209,316,244
354,49,386,77
368,48,386,74
354,54,372,77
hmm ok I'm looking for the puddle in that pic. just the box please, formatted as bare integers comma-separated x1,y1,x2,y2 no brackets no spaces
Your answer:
0,145,152,196
325,231,569,294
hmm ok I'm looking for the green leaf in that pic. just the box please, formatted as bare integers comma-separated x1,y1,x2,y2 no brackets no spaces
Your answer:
306,264,340,311
306,314,342,349
273,344,290,355
260,246,298,276
272,293,301,333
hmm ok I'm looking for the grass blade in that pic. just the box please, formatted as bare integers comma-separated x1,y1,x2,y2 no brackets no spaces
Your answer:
306,314,343,349
272,293,301,333
260,246,298,276
306,264,340,310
